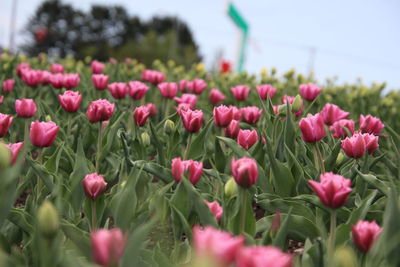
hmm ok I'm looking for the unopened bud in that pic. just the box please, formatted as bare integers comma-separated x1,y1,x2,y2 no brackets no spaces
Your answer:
333,246,357,267
163,119,175,134
0,143,11,170
292,95,303,113
278,104,290,116
224,177,237,198
45,115,52,122
270,211,281,235
336,152,344,165
37,201,59,238
141,132,151,146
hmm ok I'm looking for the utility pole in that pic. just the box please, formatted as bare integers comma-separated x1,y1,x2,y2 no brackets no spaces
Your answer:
8,0,19,53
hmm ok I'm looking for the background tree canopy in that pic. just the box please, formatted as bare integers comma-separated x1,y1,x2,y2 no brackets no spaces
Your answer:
21,0,201,67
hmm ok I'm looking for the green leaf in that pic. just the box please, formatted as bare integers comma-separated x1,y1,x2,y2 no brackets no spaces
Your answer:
7,208,33,234
149,122,166,166
61,221,91,260
44,143,64,174
272,208,292,248
186,119,213,160
356,170,389,196
217,136,250,158
132,160,172,184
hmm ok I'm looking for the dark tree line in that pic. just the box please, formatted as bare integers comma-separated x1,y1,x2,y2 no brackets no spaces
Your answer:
21,0,201,66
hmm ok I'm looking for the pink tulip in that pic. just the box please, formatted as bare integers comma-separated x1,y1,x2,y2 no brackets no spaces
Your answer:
58,90,82,113
39,70,51,85
6,142,24,164
91,228,126,267
209,88,226,105
362,133,379,155
224,120,240,139
231,157,258,188
299,83,322,101
3,79,15,93
281,95,303,117
108,82,128,99
236,246,292,267
146,103,157,117
231,106,242,120
158,82,178,99
330,119,355,138
256,84,277,100
49,74,64,89
180,109,203,133
341,133,366,158
92,74,109,91
174,94,197,109
299,114,326,143
15,99,37,118
16,62,30,77
171,157,203,185
30,121,59,147
359,114,384,135
308,172,352,209
86,99,115,123
82,173,107,199
21,69,41,87
352,220,382,253
91,60,105,74
193,226,244,266
213,105,234,127
141,69,166,85
240,106,262,124
176,103,192,116
179,79,189,91
204,200,223,221
237,129,258,150
133,106,151,127
0,96,3,105
186,78,207,95
128,81,149,100
0,114,13,138
50,63,64,73
63,73,80,89
230,85,250,101
320,103,349,125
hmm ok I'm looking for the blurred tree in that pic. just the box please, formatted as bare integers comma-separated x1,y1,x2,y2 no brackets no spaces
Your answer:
21,0,201,67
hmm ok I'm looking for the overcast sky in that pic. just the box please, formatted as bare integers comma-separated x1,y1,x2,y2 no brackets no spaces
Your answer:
1,0,400,90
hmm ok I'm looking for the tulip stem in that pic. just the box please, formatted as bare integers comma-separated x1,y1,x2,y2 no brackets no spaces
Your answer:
24,120,29,143
165,99,171,117
66,114,72,137
239,188,248,235
96,124,103,173
91,200,97,230
313,144,325,173
328,209,337,266
36,149,43,203
184,134,192,160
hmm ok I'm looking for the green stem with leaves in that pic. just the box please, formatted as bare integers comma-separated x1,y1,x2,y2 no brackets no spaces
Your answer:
96,123,103,173
91,200,97,230
328,209,337,266
239,187,248,235
313,143,325,173
184,134,192,160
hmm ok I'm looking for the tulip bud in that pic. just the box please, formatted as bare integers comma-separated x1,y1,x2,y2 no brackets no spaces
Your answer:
278,104,289,115
332,246,358,267
45,115,52,122
37,201,59,238
291,94,303,112
224,178,237,198
141,132,151,146
0,142,11,170
336,152,344,165
163,119,175,134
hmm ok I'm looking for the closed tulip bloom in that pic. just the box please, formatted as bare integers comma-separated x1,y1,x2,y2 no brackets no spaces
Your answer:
176,103,192,116
320,103,350,125
158,82,178,99
141,69,166,85
352,220,382,253
299,114,326,143
231,157,258,188
362,133,379,154
330,119,355,138
87,99,115,123
281,95,304,117
91,228,126,267
108,82,128,99
230,85,250,101
50,63,64,73
39,70,51,85
3,79,15,93
240,106,262,124
91,60,105,74
187,78,207,95
213,105,234,127
360,114,384,135
308,172,352,209
224,120,240,139
171,157,203,185
193,226,244,266
237,246,292,267
30,121,59,147
341,133,366,158
237,129,258,150
49,73,64,89
15,99,37,118
128,81,149,100
58,90,82,113
209,88,226,104
231,106,242,120
299,83,323,101
256,84,277,100
146,103,157,117
204,200,223,221
21,69,41,87
0,114,13,138
174,94,197,109
63,73,80,89
179,79,188,91
181,109,203,133
16,62,31,77
82,173,107,199
133,106,151,127
6,142,24,164
92,74,109,91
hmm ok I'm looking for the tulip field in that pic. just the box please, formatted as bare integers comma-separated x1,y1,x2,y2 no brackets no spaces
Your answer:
1,53,400,267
